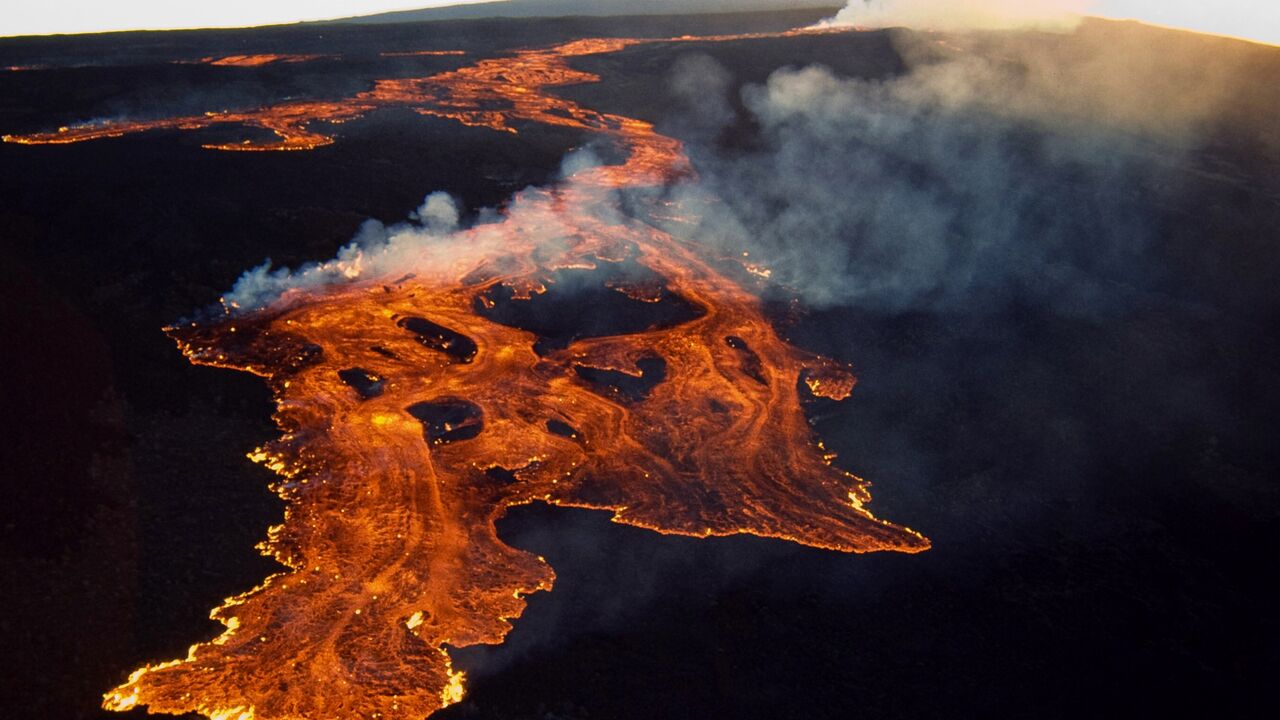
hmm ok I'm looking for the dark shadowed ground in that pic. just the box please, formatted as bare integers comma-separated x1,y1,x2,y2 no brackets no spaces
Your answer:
1,8,1277,720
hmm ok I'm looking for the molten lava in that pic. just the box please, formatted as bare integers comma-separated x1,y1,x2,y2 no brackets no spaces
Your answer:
1,29,831,152
84,29,928,720
183,54,332,67
381,50,469,58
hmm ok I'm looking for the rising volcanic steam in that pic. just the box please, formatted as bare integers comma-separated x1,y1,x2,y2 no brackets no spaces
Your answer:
92,32,928,720
822,0,1089,31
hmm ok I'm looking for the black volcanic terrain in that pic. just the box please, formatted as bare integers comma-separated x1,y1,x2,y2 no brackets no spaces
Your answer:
2,8,1279,720
331,0,837,24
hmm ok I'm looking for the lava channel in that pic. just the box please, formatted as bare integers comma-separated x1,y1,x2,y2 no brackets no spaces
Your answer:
94,29,929,720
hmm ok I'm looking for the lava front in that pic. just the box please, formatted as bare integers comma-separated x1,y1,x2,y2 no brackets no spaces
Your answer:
88,30,929,720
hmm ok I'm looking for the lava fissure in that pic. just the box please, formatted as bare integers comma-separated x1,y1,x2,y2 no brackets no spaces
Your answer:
88,26,929,720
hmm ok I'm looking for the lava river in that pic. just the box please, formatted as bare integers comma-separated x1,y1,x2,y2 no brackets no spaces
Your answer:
77,30,931,720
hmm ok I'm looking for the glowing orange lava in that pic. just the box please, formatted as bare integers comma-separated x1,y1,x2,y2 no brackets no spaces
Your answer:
1,29,829,152
186,54,332,67
86,28,927,720
381,50,469,58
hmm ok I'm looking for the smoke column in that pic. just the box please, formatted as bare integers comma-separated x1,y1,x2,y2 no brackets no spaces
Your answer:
821,0,1090,31
646,15,1273,315
824,0,1280,45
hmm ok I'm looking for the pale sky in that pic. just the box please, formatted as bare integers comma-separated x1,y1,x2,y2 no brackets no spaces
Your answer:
0,1,493,37
829,1,1280,44
1093,0,1280,45
0,1,1277,45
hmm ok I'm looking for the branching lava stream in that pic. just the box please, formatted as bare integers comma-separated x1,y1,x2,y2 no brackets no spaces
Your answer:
85,29,929,720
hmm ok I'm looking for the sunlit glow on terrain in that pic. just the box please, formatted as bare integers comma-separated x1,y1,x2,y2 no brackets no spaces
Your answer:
11,27,929,720
824,0,1280,46
1091,0,1280,46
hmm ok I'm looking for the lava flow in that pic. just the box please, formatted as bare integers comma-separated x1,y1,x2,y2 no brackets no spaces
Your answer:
92,30,928,720
1,29,828,152
381,50,469,58
181,54,333,67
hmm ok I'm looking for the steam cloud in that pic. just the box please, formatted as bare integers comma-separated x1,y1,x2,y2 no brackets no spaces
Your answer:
200,19,1279,681
643,24,1265,314
821,0,1090,31
223,19,1261,323
652,54,1149,312
223,160,623,311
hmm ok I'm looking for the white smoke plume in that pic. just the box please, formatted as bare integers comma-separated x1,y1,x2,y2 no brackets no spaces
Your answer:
645,21,1272,314
821,0,1090,31
218,19,1272,320
223,189,459,311
220,155,621,312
